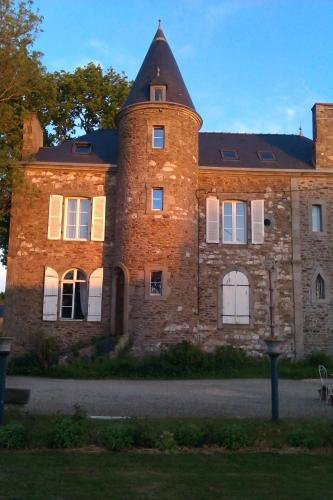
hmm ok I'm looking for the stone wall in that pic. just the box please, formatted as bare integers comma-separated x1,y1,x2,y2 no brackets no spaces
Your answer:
295,175,333,355
5,165,116,353
197,170,295,356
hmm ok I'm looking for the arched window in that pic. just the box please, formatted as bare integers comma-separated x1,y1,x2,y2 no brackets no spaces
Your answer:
315,274,325,300
61,269,88,320
222,271,250,324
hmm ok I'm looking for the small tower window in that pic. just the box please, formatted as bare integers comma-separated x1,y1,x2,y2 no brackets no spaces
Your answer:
150,271,163,296
153,126,165,149
152,188,164,210
315,274,325,300
150,85,166,102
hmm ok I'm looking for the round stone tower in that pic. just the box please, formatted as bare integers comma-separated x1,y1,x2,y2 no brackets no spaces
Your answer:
113,23,202,353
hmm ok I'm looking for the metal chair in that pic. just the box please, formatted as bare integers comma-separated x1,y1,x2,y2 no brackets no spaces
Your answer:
318,364,333,404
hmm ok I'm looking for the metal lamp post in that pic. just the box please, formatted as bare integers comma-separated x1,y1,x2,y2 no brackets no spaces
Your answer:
0,337,13,425
264,338,282,421
265,267,282,421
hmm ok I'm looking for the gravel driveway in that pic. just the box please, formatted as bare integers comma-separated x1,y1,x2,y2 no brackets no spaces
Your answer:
6,376,333,418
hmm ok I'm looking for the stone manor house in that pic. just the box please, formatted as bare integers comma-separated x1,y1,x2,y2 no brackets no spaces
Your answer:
5,24,333,358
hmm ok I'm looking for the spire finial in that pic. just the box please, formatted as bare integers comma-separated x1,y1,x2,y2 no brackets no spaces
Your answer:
299,122,304,136
158,19,162,29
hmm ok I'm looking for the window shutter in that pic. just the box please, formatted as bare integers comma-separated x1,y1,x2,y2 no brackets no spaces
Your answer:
43,267,59,321
222,271,237,324
91,196,106,241
235,273,250,324
206,197,220,243
87,268,103,321
48,195,63,239
251,200,264,244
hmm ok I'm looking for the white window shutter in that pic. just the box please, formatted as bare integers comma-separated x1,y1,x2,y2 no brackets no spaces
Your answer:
206,197,220,243
251,200,264,244
87,268,103,321
48,195,63,240
91,196,106,241
43,267,59,321
235,273,250,324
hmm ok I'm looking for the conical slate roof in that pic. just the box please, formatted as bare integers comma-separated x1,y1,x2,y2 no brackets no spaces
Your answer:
123,23,195,110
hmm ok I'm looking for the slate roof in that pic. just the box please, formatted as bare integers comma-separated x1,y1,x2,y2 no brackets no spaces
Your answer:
36,129,118,164
122,23,195,111
35,129,314,170
199,132,314,169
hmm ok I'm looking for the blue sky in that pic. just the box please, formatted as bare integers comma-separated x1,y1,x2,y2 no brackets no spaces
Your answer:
1,0,333,290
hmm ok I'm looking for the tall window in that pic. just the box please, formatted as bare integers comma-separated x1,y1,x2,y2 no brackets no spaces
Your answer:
222,271,249,324
61,269,88,320
315,274,325,300
65,198,91,240
152,188,164,210
150,271,162,296
223,201,247,243
312,205,322,232
153,127,165,149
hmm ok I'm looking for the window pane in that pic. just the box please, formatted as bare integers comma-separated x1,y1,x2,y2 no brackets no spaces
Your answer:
64,272,74,281
66,199,78,238
155,88,163,101
152,188,164,210
151,271,162,295
312,205,322,232
77,270,86,281
61,307,72,318
153,127,164,148
74,282,85,319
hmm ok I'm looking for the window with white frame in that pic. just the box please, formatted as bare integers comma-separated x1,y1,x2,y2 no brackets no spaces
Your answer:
152,188,164,210
223,201,247,243
312,204,323,232
150,271,163,295
153,126,165,149
61,269,88,320
65,198,91,240
48,195,106,241
222,271,250,324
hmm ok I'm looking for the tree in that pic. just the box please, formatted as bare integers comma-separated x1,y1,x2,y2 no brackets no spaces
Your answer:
40,64,131,144
0,0,44,265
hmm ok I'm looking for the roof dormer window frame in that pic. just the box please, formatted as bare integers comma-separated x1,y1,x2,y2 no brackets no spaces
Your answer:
150,85,166,102
72,142,92,155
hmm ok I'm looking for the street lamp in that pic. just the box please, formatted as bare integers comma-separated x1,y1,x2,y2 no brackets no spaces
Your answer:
264,337,282,421
0,337,13,425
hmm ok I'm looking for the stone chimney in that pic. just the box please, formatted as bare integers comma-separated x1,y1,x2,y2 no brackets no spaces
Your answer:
22,112,43,160
312,103,333,169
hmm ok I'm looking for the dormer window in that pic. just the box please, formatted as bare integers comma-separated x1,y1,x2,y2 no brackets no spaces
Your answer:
257,150,276,161
150,85,166,102
72,142,92,155
221,150,238,160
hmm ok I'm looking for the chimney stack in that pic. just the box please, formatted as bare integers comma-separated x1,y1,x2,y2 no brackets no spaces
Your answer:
312,103,333,169
22,112,43,160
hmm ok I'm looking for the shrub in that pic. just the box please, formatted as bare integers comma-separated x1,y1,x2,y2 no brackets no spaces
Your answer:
287,429,324,449
131,421,160,448
160,341,207,376
211,424,251,450
214,346,249,370
174,423,205,447
47,416,86,448
99,423,134,451
305,351,333,368
156,431,177,452
0,423,27,449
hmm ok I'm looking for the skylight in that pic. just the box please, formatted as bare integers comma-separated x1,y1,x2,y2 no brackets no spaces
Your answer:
72,142,92,154
221,149,238,160
257,150,276,161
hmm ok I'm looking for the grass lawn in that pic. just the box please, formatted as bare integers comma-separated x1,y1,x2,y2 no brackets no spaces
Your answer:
0,451,332,499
